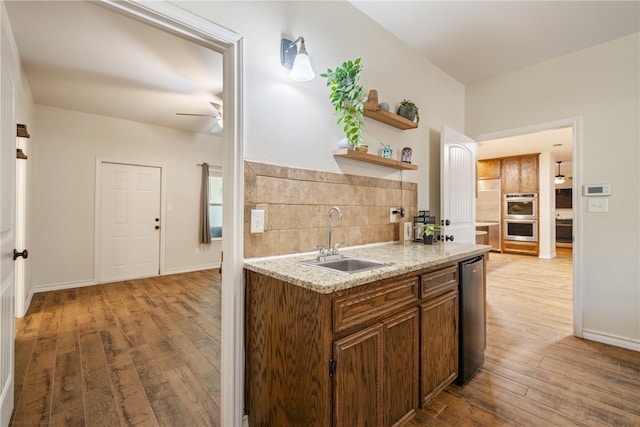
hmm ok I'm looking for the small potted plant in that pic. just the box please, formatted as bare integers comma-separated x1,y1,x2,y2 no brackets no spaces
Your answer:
320,58,367,148
397,99,420,123
414,223,440,245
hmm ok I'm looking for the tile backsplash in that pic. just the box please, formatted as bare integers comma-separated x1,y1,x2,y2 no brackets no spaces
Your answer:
244,161,417,258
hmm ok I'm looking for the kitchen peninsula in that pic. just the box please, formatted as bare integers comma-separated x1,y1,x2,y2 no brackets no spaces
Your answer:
244,242,490,426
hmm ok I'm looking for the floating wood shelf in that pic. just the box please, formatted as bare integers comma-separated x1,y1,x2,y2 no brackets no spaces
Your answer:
363,109,418,130
333,148,418,170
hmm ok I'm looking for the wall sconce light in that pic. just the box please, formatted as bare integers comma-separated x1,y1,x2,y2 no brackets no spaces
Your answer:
554,161,566,185
280,36,315,82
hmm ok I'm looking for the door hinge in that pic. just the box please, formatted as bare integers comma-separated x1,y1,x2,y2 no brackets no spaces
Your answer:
329,359,336,377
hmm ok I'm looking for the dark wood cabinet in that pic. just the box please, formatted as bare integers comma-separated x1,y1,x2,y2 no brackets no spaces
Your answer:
334,307,419,427
245,258,483,426
384,308,419,426
334,323,384,427
419,266,459,403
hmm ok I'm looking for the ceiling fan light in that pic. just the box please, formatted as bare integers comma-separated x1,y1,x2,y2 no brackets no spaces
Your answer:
555,160,566,184
210,120,223,134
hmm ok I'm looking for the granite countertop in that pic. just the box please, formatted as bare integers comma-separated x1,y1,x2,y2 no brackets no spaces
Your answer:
244,242,490,294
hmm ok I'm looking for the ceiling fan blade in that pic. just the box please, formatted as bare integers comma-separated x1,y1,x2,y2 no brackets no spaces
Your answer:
209,102,222,118
176,112,212,117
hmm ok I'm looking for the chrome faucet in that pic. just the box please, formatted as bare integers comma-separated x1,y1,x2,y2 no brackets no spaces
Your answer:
327,206,343,254
314,206,344,260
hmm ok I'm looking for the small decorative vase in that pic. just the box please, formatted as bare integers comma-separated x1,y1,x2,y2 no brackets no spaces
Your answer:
401,147,413,163
355,144,369,153
379,102,390,111
380,145,393,159
338,137,350,148
398,106,416,121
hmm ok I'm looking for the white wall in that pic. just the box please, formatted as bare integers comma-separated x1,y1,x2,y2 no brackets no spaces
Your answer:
466,34,640,348
175,1,465,214
2,2,35,315
30,105,222,290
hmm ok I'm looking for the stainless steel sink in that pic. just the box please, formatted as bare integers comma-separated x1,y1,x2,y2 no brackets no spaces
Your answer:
299,256,392,274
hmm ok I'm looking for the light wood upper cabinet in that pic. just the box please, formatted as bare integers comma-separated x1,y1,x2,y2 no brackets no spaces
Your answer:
477,159,501,180
502,154,538,194
520,155,539,193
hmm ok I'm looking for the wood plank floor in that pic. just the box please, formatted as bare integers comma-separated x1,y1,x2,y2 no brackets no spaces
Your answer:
11,250,640,426
410,249,640,427
10,270,221,427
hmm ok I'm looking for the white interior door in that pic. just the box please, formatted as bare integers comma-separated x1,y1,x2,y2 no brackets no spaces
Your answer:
98,162,161,283
441,126,477,244
0,56,16,427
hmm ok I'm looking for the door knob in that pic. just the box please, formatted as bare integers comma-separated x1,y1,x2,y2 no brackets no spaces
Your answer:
155,218,160,222
445,235,454,242
441,219,451,226
13,249,28,260
155,225,160,230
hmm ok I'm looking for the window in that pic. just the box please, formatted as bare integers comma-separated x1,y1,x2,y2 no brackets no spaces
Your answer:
209,168,222,239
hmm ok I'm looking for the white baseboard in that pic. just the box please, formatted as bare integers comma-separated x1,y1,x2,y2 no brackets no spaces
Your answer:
582,330,640,352
32,264,220,295
33,279,96,294
164,263,220,275
18,290,34,318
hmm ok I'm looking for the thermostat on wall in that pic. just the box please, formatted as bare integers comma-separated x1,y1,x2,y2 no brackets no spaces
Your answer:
583,183,612,196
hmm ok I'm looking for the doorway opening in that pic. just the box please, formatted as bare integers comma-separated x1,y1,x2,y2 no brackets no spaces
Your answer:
474,117,582,337
6,1,244,425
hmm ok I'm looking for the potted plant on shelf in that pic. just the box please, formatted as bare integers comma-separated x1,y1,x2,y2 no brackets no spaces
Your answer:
414,223,440,245
397,99,420,123
320,58,367,150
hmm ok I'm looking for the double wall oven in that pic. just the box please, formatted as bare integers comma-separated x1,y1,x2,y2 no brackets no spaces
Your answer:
504,193,538,242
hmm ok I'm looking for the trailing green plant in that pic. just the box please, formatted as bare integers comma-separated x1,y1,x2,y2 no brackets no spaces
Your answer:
320,58,367,146
398,99,420,123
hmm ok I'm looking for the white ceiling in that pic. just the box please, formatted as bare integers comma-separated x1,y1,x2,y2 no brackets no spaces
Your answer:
478,127,573,172
5,1,224,135
350,1,640,85
350,0,639,163
5,1,639,148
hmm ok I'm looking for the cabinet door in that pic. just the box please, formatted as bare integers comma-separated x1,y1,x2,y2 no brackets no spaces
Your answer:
502,157,521,193
384,308,419,427
421,290,459,405
334,324,384,427
477,159,501,180
520,155,538,193
502,155,539,193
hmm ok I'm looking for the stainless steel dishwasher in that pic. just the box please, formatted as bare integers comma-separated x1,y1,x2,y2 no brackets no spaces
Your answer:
455,256,485,385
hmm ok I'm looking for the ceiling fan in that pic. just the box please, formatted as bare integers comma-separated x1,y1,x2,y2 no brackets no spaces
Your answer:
176,101,223,134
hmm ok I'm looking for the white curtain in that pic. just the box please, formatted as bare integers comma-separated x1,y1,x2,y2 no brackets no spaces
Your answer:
200,163,212,244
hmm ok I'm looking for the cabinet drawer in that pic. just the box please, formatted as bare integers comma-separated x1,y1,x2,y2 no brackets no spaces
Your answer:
420,266,458,299
334,277,419,333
